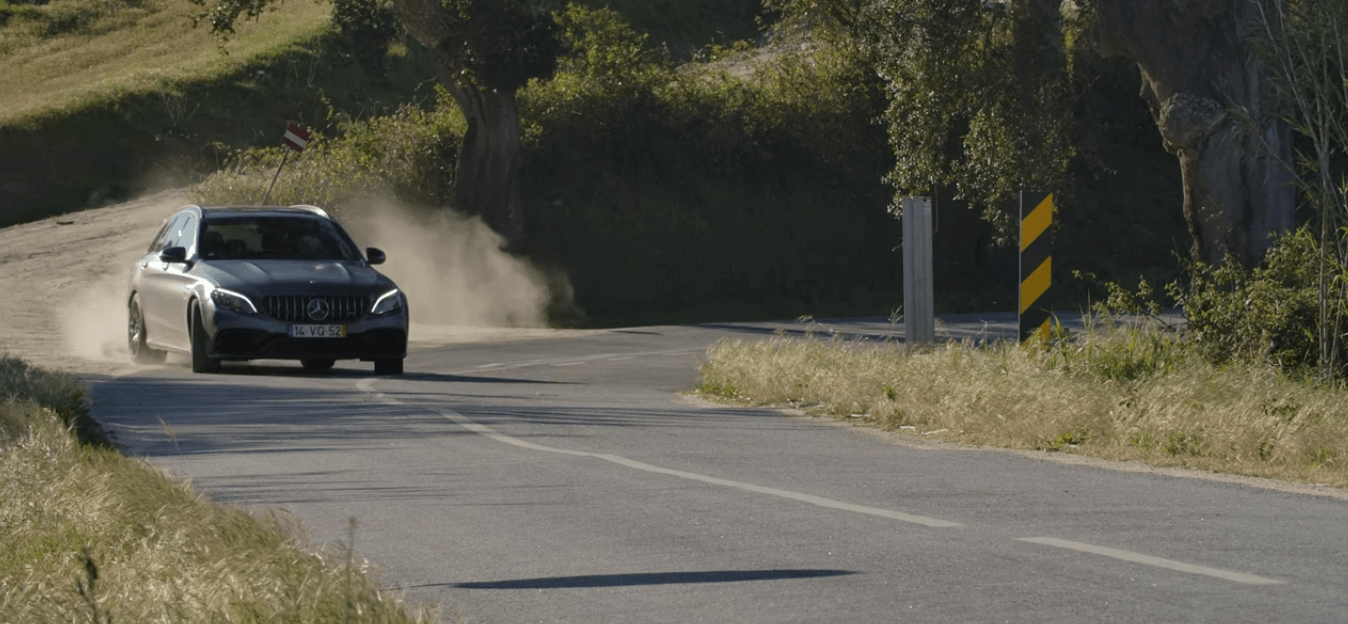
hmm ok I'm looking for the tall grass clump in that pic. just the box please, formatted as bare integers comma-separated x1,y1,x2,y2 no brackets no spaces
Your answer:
0,354,101,446
0,356,435,623
698,321,1348,487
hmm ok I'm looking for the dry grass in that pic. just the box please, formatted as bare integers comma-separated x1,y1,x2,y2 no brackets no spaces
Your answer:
697,323,1348,488
0,0,329,126
0,355,436,623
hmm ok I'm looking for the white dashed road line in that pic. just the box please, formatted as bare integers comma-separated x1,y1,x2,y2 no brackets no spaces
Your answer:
1018,537,1284,585
357,375,1286,586
356,378,961,529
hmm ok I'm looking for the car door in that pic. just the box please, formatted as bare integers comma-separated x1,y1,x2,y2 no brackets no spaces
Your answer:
135,214,182,349
139,214,198,352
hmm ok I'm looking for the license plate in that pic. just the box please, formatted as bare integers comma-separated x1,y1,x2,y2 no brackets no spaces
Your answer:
289,324,346,338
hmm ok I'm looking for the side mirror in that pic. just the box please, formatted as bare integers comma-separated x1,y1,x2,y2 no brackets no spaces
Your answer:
366,247,387,265
159,246,188,263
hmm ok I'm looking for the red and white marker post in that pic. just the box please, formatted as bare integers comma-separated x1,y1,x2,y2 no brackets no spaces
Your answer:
261,122,311,204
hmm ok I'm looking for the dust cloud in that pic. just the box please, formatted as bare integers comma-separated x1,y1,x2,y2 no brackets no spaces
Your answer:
52,192,185,368
61,268,139,363
340,198,572,328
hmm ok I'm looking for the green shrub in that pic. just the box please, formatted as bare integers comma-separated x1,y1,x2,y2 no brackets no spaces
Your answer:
330,0,399,79
1172,227,1334,373
519,8,898,323
192,90,465,216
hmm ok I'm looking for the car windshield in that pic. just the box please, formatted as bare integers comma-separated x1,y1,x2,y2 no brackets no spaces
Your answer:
199,216,359,261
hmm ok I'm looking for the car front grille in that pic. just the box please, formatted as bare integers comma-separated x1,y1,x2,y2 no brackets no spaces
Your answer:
263,295,369,323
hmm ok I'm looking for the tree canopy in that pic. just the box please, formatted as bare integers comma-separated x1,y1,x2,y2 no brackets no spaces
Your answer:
190,0,562,240
773,0,1295,265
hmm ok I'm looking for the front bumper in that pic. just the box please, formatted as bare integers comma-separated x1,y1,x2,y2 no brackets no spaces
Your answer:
204,304,408,362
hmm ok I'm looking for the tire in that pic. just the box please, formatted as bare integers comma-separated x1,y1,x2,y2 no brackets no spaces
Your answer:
373,358,403,376
189,305,220,374
301,358,335,370
127,295,166,364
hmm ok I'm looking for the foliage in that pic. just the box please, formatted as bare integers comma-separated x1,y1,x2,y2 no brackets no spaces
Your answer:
195,5,901,325
193,89,465,215
763,0,1187,299
330,0,399,79
1251,0,1348,378
1171,228,1338,373
519,7,898,323
776,0,1074,237
187,0,560,89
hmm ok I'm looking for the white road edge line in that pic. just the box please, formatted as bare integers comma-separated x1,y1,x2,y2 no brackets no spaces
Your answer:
356,379,961,529
1018,537,1284,586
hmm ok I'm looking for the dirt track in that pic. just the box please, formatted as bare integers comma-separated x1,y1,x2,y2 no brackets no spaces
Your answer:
0,191,184,376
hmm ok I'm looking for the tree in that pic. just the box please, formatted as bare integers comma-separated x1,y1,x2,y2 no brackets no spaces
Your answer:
772,0,1294,266
190,0,560,242
867,0,1074,239
1090,0,1295,267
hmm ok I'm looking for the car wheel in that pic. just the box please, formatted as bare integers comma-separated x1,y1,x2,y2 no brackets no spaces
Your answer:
373,358,403,376
127,295,166,364
190,305,220,374
301,358,335,370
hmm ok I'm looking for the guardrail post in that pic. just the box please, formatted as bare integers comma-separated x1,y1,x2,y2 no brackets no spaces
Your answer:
903,196,934,345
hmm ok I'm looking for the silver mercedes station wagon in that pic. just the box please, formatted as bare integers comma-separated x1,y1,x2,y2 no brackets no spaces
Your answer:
127,205,408,374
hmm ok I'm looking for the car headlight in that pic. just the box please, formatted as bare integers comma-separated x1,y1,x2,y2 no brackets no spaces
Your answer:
371,289,403,317
211,288,258,315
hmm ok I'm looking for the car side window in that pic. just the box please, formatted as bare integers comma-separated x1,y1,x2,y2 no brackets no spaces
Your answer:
156,214,193,253
170,214,199,257
147,218,175,253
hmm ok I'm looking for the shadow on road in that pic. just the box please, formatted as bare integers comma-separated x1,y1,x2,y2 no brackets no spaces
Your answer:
445,569,856,589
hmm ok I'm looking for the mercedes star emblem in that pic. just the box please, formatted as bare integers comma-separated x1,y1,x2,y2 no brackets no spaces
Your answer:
306,298,331,321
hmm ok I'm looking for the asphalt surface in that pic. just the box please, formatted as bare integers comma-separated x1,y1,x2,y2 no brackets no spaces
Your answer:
90,316,1348,623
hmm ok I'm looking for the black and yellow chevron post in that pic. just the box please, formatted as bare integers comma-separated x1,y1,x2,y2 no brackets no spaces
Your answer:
1019,191,1053,343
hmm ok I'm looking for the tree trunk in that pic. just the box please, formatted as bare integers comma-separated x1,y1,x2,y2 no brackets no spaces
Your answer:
393,0,527,243
1092,0,1294,267
435,63,526,242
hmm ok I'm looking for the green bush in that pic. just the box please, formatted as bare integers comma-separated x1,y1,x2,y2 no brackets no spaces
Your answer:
192,90,465,217
517,7,897,323
1172,227,1333,372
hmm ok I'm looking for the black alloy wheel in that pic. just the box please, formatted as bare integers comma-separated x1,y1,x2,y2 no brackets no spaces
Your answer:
190,305,220,374
127,295,166,364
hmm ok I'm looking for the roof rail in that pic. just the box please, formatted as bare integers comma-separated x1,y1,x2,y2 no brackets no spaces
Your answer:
288,204,331,219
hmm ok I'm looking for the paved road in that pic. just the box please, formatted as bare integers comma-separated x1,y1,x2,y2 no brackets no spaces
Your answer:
91,317,1348,623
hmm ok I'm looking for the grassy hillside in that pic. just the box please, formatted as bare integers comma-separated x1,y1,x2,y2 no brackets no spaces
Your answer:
0,0,441,227
0,0,765,229
0,0,326,126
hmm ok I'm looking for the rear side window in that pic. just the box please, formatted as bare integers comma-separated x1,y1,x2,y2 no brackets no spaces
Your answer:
147,215,183,253
167,214,198,254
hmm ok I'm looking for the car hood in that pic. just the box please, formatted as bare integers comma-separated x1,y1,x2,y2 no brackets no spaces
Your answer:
195,260,396,296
